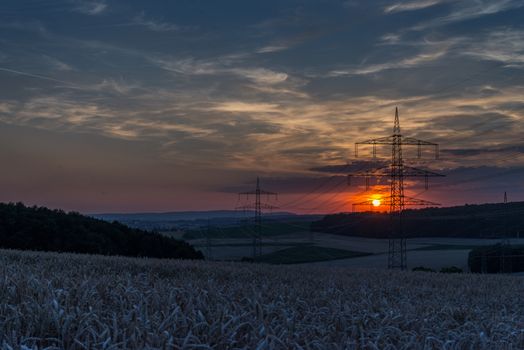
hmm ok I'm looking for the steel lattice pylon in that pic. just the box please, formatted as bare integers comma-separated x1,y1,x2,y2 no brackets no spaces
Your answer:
389,109,406,269
349,108,445,270
236,177,278,259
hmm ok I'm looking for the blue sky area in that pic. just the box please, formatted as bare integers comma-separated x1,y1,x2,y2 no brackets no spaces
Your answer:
1,0,524,212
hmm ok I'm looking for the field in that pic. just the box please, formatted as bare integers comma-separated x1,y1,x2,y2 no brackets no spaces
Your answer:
0,249,523,349
190,230,524,271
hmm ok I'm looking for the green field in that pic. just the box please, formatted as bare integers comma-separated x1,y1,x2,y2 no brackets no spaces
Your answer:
255,246,372,264
183,221,312,239
412,244,482,251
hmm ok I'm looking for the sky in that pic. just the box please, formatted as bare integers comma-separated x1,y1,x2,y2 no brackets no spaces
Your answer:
1,0,524,213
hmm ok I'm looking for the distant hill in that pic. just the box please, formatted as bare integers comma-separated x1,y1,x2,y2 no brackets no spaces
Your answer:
93,210,319,231
93,210,298,221
0,203,203,259
312,202,524,238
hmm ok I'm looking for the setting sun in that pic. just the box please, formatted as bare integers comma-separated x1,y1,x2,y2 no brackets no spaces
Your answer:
372,199,381,207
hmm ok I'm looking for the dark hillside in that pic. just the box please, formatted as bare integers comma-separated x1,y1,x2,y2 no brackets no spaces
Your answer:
0,202,203,259
312,202,524,238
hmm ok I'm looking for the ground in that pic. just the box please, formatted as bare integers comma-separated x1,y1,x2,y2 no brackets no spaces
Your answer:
189,230,524,271
0,249,523,349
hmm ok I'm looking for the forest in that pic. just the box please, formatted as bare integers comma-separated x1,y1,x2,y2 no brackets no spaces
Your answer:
0,202,203,260
312,202,524,238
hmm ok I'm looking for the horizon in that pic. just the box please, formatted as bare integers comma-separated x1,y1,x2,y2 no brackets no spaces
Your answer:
1,0,524,213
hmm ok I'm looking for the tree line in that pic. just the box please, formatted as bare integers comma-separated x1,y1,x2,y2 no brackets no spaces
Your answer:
311,202,524,238
0,202,203,260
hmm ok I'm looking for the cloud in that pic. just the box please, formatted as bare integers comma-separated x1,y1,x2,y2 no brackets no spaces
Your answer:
256,45,289,54
0,67,73,85
385,0,444,14
89,78,140,95
412,0,524,30
73,1,107,15
152,57,219,75
461,29,524,66
0,21,48,35
310,161,389,174
442,145,524,157
329,47,449,76
152,56,288,85
208,102,281,113
42,55,74,72
133,12,188,32
231,68,288,85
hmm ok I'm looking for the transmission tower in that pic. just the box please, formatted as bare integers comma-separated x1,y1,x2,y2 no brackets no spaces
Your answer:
205,219,213,261
237,177,278,259
348,107,444,270
500,191,511,273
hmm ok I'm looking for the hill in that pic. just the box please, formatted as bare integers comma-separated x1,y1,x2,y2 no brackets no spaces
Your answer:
312,201,524,238
0,202,203,259
94,210,298,221
92,210,314,231
0,249,522,348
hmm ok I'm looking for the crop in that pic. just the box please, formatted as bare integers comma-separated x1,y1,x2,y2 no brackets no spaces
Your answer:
0,249,523,349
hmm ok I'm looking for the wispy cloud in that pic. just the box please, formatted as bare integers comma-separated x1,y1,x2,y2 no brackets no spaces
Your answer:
89,78,141,95
231,68,288,85
462,29,524,66
329,47,449,76
208,102,281,113
256,45,289,54
133,12,188,32
0,67,73,85
412,0,524,30
152,56,288,85
384,0,444,14
42,55,74,72
72,0,107,15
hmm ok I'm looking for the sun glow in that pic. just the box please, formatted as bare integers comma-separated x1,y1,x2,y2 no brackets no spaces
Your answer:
372,199,381,207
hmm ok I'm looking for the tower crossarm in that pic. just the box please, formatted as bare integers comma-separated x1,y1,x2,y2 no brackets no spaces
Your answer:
355,136,394,157
355,136,395,146
352,195,440,208
346,165,389,189
401,137,437,146
403,196,440,207
349,165,443,177
347,165,444,189
403,166,445,189
400,137,439,159
239,190,277,196
348,165,390,177
402,166,445,177
236,203,279,211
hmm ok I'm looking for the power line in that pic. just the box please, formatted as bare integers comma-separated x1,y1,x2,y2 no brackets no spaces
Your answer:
349,107,444,270
236,177,278,259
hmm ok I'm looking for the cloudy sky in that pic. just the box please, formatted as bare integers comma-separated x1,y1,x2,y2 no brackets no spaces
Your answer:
1,0,524,213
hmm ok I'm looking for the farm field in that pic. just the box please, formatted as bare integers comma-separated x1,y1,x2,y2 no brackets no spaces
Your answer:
190,231,524,270
0,249,523,349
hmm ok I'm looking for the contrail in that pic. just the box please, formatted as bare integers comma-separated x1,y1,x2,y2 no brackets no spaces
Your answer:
0,67,74,86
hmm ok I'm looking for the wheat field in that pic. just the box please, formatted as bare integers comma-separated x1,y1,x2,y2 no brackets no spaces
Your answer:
0,249,522,349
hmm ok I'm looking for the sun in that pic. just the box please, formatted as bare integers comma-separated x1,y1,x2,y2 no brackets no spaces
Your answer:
372,199,381,207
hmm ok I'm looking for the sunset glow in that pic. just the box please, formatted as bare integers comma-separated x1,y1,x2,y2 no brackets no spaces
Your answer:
372,199,381,207
1,0,524,213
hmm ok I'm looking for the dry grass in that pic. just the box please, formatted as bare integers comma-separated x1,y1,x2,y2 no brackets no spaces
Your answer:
0,249,523,349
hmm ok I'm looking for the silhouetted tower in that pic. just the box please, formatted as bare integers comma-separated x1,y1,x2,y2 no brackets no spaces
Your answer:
349,108,444,270
237,177,278,259
205,219,213,260
501,191,511,273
